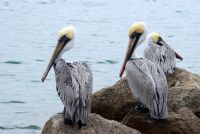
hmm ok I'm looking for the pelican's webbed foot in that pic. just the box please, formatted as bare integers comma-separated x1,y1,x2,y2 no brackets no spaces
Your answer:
77,120,83,129
64,118,74,126
133,101,149,113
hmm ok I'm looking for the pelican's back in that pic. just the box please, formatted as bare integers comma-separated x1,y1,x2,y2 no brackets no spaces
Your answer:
160,45,176,74
144,45,161,65
54,59,93,124
144,45,176,74
125,58,168,119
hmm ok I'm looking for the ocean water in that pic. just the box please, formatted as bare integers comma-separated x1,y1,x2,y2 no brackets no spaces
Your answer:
0,0,200,133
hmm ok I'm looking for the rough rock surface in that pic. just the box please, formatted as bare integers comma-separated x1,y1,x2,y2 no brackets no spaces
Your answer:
167,68,200,115
122,107,200,134
42,113,141,134
91,68,200,119
91,78,134,121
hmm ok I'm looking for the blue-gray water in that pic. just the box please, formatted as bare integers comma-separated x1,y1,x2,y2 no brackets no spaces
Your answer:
0,0,200,133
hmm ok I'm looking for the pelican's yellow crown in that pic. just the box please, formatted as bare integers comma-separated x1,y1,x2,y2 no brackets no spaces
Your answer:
58,26,75,40
150,32,160,43
129,22,144,37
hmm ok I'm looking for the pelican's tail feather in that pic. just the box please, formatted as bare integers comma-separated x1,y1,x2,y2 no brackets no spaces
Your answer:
150,91,168,119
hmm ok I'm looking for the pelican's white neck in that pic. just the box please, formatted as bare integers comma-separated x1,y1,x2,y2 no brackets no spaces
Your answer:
130,45,139,59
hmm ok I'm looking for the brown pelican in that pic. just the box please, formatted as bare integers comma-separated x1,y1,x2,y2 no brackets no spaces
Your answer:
119,22,168,119
41,26,93,128
144,32,183,74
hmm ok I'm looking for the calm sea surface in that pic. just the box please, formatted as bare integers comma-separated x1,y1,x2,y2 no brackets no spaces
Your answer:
0,0,200,133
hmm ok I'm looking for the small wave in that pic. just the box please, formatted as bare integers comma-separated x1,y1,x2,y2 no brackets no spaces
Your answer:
109,41,115,44
30,80,40,83
91,33,98,37
15,111,31,114
97,60,118,64
97,61,106,64
0,125,40,130
36,1,55,5
0,73,15,76
0,126,14,130
167,35,174,38
3,61,22,64
94,70,107,73
15,125,40,130
105,60,118,64
0,101,26,104
175,10,182,13
35,59,44,62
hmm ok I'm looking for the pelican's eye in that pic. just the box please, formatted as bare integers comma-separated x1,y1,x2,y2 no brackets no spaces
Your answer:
156,37,163,46
130,32,142,39
59,35,70,45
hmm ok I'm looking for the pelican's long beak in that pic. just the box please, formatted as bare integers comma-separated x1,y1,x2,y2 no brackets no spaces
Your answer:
157,39,183,61
119,33,141,78
41,41,66,82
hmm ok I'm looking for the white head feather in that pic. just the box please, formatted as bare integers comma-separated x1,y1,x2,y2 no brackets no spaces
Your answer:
58,25,77,52
148,32,160,46
129,22,148,45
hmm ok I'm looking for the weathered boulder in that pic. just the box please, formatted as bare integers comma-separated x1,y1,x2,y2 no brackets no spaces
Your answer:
91,78,134,121
91,68,200,120
122,107,200,134
42,113,141,134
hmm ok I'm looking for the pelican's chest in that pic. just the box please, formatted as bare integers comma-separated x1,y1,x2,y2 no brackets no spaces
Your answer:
54,60,76,87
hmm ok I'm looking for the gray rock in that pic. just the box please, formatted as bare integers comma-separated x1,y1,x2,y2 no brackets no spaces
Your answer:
42,113,141,134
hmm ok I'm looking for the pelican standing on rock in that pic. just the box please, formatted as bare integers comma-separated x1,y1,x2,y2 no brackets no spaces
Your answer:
119,22,168,119
41,26,93,128
144,32,183,74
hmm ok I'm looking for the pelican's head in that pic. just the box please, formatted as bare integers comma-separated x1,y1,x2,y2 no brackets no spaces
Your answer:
119,22,148,78
148,32,183,61
41,26,76,82
148,32,161,46
128,22,147,45
57,26,76,51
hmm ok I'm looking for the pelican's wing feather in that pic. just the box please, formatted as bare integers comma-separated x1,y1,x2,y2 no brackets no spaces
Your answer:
54,59,93,124
125,58,168,119
144,58,168,119
160,45,176,74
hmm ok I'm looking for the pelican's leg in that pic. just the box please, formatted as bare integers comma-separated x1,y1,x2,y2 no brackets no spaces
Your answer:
63,107,74,126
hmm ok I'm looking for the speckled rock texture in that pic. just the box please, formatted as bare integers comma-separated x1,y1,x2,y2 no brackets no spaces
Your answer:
42,113,141,134
122,107,200,134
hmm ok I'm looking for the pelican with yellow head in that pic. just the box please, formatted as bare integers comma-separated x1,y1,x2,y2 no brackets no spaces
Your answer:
41,26,93,128
120,22,168,119
144,32,183,74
